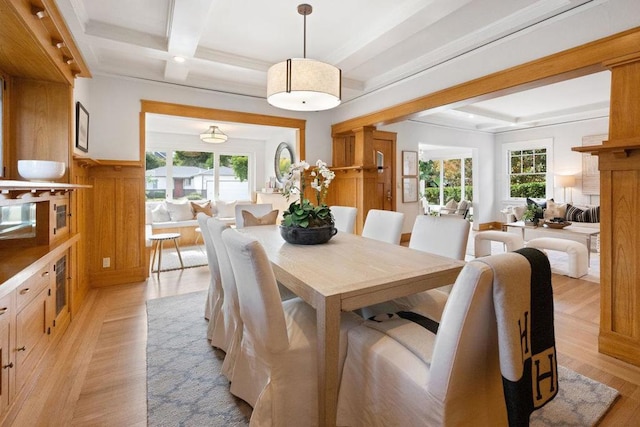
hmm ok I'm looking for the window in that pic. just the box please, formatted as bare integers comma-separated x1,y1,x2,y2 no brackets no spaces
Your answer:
503,139,552,200
419,156,473,205
145,150,251,201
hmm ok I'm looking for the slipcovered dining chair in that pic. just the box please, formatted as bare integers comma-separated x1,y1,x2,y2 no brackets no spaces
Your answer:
337,248,557,427
330,205,357,234
234,203,274,228
221,228,362,426
197,213,223,340
206,218,244,385
361,209,404,245
393,214,471,313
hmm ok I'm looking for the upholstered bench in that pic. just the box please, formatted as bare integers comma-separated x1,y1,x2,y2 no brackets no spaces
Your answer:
526,237,588,278
474,230,524,257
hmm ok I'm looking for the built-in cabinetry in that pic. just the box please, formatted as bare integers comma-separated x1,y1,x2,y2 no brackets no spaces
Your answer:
329,127,397,234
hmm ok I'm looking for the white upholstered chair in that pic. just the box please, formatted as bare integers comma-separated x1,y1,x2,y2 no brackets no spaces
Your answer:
197,213,223,339
221,228,362,426
361,209,404,245
206,218,244,384
330,205,357,234
234,203,274,228
338,249,556,427
393,214,471,312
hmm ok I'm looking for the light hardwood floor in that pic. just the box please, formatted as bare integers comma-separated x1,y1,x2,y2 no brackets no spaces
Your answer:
3,263,640,426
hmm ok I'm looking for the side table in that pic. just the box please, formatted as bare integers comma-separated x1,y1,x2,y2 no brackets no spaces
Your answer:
149,232,184,275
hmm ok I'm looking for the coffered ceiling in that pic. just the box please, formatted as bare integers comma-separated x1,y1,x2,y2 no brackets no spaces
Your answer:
58,0,611,135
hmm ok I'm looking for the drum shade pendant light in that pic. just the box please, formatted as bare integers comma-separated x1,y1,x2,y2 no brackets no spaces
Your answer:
200,125,228,143
267,4,341,111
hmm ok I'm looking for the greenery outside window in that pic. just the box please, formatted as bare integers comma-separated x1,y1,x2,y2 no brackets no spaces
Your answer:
420,156,473,205
508,148,547,198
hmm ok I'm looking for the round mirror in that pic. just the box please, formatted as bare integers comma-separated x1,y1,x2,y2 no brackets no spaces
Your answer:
275,142,294,183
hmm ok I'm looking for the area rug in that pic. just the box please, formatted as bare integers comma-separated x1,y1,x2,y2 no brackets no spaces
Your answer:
146,291,619,427
150,244,208,272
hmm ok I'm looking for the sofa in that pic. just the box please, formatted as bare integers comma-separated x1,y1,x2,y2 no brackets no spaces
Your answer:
145,199,236,247
502,199,600,252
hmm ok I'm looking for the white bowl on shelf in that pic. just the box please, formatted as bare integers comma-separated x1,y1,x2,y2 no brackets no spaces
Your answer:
17,160,66,181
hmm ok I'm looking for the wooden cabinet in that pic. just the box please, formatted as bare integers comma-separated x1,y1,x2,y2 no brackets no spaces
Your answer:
0,293,15,414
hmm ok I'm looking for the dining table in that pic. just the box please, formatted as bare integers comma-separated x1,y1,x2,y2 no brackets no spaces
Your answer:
241,224,465,427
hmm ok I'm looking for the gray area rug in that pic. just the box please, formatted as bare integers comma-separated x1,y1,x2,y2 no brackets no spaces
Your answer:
151,244,208,272
146,291,619,426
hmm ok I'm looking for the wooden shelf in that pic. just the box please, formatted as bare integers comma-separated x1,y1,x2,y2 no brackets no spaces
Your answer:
572,137,640,158
73,156,143,168
0,180,91,202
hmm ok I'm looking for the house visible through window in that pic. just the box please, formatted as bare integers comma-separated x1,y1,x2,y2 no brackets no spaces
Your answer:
508,148,547,198
145,150,251,201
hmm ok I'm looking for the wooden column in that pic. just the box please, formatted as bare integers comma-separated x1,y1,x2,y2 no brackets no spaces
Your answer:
575,53,640,366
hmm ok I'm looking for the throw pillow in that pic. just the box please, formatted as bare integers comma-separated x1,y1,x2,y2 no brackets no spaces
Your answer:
151,203,171,223
444,199,458,210
216,200,237,218
165,200,194,221
190,200,213,217
242,209,279,226
513,205,527,221
580,206,600,223
565,204,584,222
544,200,567,220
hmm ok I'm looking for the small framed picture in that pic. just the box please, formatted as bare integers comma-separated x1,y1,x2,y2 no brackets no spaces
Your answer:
402,177,418,203
402,151,418,176
76,102,89,152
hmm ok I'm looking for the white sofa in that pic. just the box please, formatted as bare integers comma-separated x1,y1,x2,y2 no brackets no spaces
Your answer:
145,200,236,247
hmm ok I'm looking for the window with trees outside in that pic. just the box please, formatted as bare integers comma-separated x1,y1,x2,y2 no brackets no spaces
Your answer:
145,150,250,202
508,148,547,198
420,157,473,205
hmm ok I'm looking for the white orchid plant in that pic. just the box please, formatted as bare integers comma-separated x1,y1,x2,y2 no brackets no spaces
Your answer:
281,160,336,228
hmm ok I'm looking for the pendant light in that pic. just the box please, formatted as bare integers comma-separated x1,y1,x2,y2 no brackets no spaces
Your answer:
200,125,228,143
267,4,341,111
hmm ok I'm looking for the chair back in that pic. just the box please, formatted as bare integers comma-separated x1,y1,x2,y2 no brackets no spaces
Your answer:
427,257,508,425
409,214,470,260
222,228,290,354
361,209,404,244
330,206,357,234
234,203,274,228
197,213,222,321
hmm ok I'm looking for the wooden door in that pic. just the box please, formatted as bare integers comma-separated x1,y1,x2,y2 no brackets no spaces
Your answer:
372,133,396,211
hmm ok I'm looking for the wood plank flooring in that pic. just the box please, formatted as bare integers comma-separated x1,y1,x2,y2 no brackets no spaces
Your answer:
3,262,640,426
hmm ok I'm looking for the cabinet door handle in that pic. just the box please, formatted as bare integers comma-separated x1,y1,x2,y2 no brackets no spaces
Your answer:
16,346,26,352
41,271,50,277
3,363,13,369
19,288,30,295
0,307,7,315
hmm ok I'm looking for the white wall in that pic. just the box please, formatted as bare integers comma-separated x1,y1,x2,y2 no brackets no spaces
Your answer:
380,121,494,232
494,117,609,218
81,74,334,164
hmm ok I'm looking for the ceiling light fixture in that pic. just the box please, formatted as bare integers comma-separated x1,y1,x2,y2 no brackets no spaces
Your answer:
173,56,186,63
267,4,341,112
200,125,228,143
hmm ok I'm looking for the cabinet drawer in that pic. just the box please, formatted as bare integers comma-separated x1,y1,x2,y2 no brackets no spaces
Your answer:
16,266,50,312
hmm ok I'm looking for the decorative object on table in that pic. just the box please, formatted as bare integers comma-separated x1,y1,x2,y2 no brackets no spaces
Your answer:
522,203,543,226
75,101,89,152
544,218,572,229
17,160,65,181
280,159,337,244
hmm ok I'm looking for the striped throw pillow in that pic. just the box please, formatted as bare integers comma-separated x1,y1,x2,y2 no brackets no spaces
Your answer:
580,206,600,223
565,204,584,221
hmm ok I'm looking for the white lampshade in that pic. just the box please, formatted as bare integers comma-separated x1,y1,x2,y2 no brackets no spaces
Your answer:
555,175,576,188
267,58,341,111
200,126,227,143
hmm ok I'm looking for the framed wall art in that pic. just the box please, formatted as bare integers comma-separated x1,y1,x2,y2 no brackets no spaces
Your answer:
75,102,89,152
402,177,418,203
402,151,418,176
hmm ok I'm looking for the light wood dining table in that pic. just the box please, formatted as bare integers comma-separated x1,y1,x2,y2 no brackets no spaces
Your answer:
241,224,465,427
